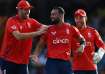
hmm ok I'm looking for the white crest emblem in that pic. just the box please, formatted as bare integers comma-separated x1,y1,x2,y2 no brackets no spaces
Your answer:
66,52,70,55
51,31,56,35
11,25,17,30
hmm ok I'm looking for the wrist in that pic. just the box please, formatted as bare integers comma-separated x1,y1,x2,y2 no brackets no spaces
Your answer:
78,44,85,53
33,31,40,37
97,48,105,58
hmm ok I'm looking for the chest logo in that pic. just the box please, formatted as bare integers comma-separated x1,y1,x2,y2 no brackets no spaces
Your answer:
11,25,17,30
51,31,56,35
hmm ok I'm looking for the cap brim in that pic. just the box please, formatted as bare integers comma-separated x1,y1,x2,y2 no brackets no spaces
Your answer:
16,6,33,9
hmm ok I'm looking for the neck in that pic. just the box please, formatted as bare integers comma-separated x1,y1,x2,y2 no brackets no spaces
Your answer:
82,25,87,29
77,23,87,30
18,14,29,20
57,19,64,26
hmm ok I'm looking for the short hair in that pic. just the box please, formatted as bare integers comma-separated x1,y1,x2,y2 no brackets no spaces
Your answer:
52,7,65,15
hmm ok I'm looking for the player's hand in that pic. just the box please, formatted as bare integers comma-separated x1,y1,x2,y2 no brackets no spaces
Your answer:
77,44,85,55
93,48,105,64
40,25,49,31
36,25,49,35
30,54,40,64
93,53,101,64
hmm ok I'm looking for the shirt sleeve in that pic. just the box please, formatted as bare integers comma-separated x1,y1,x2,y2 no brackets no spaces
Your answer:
70,26,82,40
6,18,18,33
31,19,42,31
94,29,105,49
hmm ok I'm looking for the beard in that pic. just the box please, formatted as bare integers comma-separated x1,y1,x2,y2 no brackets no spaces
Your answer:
20,13,29,19
76,22,84,29
51,18,60,24
23,14,29,19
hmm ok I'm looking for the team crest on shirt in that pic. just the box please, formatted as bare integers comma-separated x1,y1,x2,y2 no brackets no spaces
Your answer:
11,25,17,30
51,31,56,35
66,51,70,55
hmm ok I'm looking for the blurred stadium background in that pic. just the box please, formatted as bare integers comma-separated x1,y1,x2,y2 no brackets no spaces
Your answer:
0,0,105,74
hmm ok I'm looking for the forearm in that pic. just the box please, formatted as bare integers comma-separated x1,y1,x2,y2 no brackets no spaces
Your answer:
13,29,45,40
17,32,41,40
97,48,105,58
33,38,45,56
33,46,43,56
93,48,105,64
78,36,86,53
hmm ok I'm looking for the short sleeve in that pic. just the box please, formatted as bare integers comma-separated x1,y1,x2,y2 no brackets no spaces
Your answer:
94,29,105,49
70,26,81,39
6,18,18,33
30,19,42,31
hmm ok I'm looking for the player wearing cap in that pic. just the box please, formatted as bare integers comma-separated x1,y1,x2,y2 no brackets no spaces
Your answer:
31,7,85,74
0,0,48,74
72,9,105,74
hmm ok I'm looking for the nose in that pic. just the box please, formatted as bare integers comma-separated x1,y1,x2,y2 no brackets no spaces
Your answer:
50,14,54,18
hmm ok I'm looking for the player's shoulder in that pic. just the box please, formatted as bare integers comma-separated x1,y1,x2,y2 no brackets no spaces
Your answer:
87,26,97,31
69,24,77,30
64,22,71,25
87,26,95,30
63,22,77,29
27,18,41,26
87,26,99,34
28,18,37,22
63,22,71,27
64,23,79,32
7,16,17,21
6,16,18,25
28,18,34,20
63,22,75,29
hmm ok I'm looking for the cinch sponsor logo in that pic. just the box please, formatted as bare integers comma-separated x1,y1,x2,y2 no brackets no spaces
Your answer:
52,38,69,44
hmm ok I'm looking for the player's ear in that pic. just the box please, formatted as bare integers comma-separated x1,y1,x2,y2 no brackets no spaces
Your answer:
16,7,22,11
16,7,19,10
16,7,18,9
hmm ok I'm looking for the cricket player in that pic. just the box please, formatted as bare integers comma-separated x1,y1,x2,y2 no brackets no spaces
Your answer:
72,9,105,74
0,0,48,74
31,7,85,74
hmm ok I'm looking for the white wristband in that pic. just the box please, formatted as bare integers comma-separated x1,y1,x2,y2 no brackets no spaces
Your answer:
78,44,85,53
97,48,105,59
